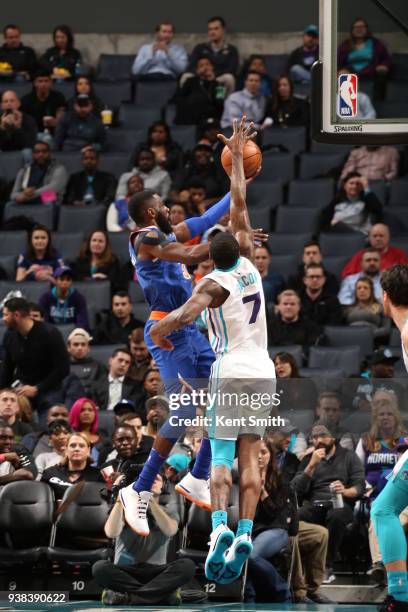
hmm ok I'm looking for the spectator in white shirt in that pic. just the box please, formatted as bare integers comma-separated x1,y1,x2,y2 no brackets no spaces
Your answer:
132,22,187,81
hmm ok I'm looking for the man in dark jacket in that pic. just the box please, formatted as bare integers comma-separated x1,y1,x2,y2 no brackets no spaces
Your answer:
1,297,70,421
0,421,37,485
0,24,37,79
93,292,143,345
0,90,37,151
288,25,319,85
91,348,142,412
292,423,365,579
288,241,339,295
21,70,66,132
267,290,324,347
299,263,343,326
39,266,89,329
68,328,107,397
63,146,117,206
55,94,106,152
174,56,224,125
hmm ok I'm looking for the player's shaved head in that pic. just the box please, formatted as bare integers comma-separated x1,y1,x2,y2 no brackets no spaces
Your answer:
210,232,240,270
128,189,157,225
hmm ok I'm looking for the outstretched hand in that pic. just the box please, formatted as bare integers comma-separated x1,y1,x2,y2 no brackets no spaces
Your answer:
217,115,257,154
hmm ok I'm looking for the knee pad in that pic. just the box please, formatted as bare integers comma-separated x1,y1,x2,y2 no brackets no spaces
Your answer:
210,438,235,470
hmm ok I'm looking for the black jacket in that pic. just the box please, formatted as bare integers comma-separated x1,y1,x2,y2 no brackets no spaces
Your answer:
70,356,108,397
21,89,66,132
131,141,183,177
90,375,142,412
299,287,343,326
0,112,37,151
40,46,82,76
41,463,103,500
267,313,324,347
253,484,298,537
93,311,144,345
100,437,154,482
267,97,310,128
288,45,319,71
0,43,37,76
63,170,117,206
70,255,121,289
174,76,224,125
54,111,106,152
288,264,339,296
189,42,239,76
319,192,383,233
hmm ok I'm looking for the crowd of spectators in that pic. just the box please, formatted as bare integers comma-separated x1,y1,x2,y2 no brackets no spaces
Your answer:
0,13,407,606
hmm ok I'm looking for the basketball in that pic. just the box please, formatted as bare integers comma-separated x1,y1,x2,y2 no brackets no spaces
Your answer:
221,140,262,178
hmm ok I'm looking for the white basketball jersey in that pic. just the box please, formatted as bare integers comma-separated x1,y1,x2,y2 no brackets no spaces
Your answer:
203,256,268,355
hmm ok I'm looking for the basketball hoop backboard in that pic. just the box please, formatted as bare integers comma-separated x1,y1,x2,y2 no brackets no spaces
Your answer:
312,0,408,144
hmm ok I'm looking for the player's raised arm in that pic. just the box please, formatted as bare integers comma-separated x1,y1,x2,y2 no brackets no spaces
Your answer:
218,116,256,261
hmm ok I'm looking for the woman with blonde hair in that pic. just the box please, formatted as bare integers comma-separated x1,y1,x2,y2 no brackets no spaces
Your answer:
344,276,390,341
41,432,103,500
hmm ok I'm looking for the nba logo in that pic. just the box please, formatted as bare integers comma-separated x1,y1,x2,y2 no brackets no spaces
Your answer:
338,74,358,117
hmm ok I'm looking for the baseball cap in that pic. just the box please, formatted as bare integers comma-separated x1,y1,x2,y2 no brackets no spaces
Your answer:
145,395,170,411
165,453,190,473
67,327,93,343
54,266,73,279
371,348,400,365
304,24,319,37
113,399,137,415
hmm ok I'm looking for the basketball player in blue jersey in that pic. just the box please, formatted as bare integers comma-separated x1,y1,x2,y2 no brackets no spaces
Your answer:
150,116,276,584
118,184,238,536
371,265,408,612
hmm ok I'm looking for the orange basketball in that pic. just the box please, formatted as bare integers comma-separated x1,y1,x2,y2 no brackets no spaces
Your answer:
221,140,262,179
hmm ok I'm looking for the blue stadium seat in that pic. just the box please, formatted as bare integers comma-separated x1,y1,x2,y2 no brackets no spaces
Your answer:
3,204,55,230
308,346,361,377
52,232,84,262
171,125,197,152
108,232,130,264
323,255,349,278
248,206,273,231
0,231,27,256
0,281,48,303
106,128,143,153
275,207,319,234
299,152,346,179
0,151,25,182
389,179,408,206
96,54,134,81
288,179,335,208
258,153,295,182
320,233,366,257
267,233,311,257
119,105,161,130
58,206,105,234
134,81,177,107
268,345,303,367
391,54,408,81
75,281,111,311
324,325,374,361
0,255,17,279
268,255,297,280
262,54,289,79
246,181,283,209
94,81,132,108
262,126,306,154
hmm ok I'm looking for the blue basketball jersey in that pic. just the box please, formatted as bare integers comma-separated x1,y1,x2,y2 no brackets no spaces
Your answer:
129,226,193,312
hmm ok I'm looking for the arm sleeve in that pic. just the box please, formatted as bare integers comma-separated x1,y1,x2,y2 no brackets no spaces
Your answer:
54,115,66,151
346,452,365,496
11,169,24,200
36,328,70,394
0,335,15,388
184,192,231,238
63,175,76,205
38,293,51,322
106,203,122,232
292,459,313,499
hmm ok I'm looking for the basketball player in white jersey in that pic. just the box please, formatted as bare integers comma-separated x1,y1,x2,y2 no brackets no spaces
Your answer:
150,115,276,584
371,265,408,612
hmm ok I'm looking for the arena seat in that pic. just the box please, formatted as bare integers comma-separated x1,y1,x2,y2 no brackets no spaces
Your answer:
0,255,18,279
261,54,289,79
55,323,76,342
171,125,197,152
96,54,134,81
53,81,74,98
0,231,27,256
108,232,130,264
299,367,345,392
274,207,319,234
267,233,311,257
389,326,401,347
369,180,387,205
129,282,147,303
262,126,306,154
285,408,316,433
0,151,25,182
383,207,408,235
310,141,352,154
268,255,297,280
320,233,366,257
299,152,346,179
246,181,283,209
376,100,408,119
119,104,161,130
3,204,55,230
133,302,151,322
90,344,123,363
0,280,48,304
94,81,132,108
52,232,84,262
96,154,129,178
268,345,303,367
106,128,143,153
308,346,361,377
322,255,349,278
288,178,335,208
58,205,105,234
386,81,408,102
257,152,295,182
389,179,408,206
98,411,115,438
248,205,273,231
324,325,374,361
0,481,54,567
134,81,177,107
340,411,372,436
75,281,111,312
